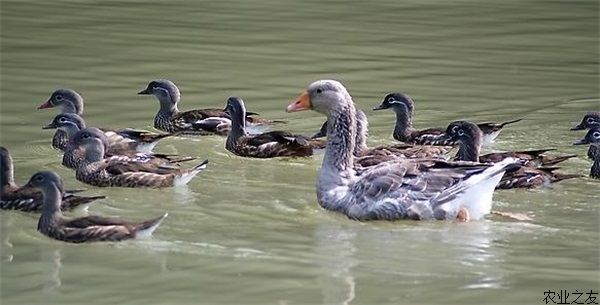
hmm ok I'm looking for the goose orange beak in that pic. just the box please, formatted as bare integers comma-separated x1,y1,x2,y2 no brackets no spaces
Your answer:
286,91,311,112
37,100,53,109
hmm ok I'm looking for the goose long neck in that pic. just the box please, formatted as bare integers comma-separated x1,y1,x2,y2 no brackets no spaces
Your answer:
226,108,246,148
323,103,356,173
455,133,482,162
354,110,368,156
393,107,412,139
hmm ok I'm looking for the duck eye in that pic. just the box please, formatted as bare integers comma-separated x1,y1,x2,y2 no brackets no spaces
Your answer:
316,88,323,94
82,134,90,139
587,117,595,124
387,97,395,103
594,132,600,138
36,175,44,182
55,95,63,101
457,129,465,136
59,117,66,123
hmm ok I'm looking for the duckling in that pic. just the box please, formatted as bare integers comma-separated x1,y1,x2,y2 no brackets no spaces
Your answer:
27,171,166,243
571,112,600,130
72,130,208,188
445,121,580,188
373,92,521,146
42,113,171,153
225,96,325,158
138,79,280,135
0,147,104,212
573,127,600,179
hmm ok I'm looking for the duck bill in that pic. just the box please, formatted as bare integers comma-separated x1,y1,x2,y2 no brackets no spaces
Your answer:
42,123,56,130
372,104,387,111
570,123,585,131
286,91,311,112
37,100,53,109
573,138,589,145
138,88,150,95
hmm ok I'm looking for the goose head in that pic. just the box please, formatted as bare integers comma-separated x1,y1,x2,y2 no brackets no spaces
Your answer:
571,112,600,130
286,80,352,115
372,92,414,114
138,79,181,106
573,127,600,145
38,89,84,115
43,113,86,134
71,127,109,161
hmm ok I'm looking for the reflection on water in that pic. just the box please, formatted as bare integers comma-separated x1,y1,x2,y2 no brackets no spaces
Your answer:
1,0,598,304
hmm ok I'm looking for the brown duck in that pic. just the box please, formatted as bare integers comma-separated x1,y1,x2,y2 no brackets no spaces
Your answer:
28,171,167,243
1,147,104,212
225,96,325,158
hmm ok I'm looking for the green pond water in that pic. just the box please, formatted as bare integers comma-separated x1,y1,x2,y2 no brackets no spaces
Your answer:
1,0,598,304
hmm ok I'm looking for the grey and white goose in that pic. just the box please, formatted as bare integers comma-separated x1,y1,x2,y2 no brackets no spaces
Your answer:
138,79,281,135
43,113,171,153
225,97,325,158
373,92,521,146
72,129,208,188
571,112,600,131
573,127,600,179
1,146,104,212
28,171,166,243
445,121,580,189
286,79,517,222
38,89,172,152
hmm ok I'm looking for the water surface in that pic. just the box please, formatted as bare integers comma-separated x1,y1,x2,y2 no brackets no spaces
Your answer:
1,0,598,304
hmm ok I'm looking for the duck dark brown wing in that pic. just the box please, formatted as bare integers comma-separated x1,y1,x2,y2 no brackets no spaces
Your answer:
246,131,308,147
63,215,134,228
411,128,455,146
60,194,105,211
110,171,175,188
0,186,42,211
56,225,135,243
115,128,173,143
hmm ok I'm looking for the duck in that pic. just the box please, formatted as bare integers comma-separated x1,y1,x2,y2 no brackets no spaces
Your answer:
372,92,521,146
61,127,193,170
286,79,517,221
138,79,281,135
1,147,104,212
71,129,209,188
224,96,325,158
573,127,600,179
37,89,173,152
27,171,166,243
571,112,600,130
42,113,172,153
444,120,580,188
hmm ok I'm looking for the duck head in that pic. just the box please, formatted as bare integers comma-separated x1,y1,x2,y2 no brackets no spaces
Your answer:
43,113,86,134
372,93,414,114
71,127,109,161
573,127,600,145
24,171,65,194
138,79,181,108
444,121,483,162
571,112,600,130
38,89,84,115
